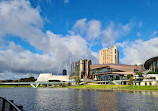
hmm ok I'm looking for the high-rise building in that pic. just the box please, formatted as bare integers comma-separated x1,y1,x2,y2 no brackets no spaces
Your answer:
99,45,119,64
71,59,92,78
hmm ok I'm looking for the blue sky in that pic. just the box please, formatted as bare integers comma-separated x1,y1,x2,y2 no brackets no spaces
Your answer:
1,0,158,79
30,0,158,57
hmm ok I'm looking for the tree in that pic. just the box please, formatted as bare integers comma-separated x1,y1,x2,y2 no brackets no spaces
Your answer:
75,68,80,85
129,77,134,85
147,71,156,74
127,74,133,79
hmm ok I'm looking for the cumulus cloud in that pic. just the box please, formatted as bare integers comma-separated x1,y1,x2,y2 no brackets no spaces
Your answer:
72,18,101,40
118,37,158,65
102,22,133,48
0,0,98,79
0,0,48,50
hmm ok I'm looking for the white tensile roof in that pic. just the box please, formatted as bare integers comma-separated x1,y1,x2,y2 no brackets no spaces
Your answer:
36,73,53,82
36,73,70,82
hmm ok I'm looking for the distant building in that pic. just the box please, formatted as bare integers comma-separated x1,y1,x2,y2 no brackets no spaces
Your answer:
144,56,158,73
99,45,119,64
71,59,92,78
63,69,67,75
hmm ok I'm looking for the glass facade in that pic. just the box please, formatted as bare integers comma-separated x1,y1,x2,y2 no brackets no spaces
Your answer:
91,67,124,81
91,68,122,75
149,60,158,73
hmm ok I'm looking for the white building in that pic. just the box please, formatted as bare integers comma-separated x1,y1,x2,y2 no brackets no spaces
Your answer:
36,73,70,82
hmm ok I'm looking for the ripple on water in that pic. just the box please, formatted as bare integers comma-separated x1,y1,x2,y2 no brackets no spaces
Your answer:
0,88,158,111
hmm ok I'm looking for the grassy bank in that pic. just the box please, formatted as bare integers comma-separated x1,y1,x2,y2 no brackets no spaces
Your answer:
67,85,158,91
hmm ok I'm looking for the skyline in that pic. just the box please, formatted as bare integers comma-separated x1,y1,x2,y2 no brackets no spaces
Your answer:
0,0,158,79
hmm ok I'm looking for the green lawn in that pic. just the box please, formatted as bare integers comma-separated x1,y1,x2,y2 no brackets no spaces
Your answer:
67,85,158,91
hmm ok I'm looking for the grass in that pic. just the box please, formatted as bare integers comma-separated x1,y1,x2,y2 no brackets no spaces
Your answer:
1,84,158,91
66,85,158,91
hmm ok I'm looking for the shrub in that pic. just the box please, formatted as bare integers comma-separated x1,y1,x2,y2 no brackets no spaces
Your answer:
147,71,156,74
62,83,66,87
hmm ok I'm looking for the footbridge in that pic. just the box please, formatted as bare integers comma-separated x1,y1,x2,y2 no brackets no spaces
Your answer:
0,82,63,88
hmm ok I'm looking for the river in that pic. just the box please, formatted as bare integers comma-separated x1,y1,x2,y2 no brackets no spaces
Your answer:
0,88,158,111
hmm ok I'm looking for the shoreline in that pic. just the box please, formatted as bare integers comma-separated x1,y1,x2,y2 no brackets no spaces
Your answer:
67,87,158,92
1,84,158,92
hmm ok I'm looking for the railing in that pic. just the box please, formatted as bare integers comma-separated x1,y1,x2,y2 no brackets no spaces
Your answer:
0,97,23,111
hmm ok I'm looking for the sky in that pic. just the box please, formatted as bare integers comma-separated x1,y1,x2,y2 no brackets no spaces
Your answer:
1,0,158,79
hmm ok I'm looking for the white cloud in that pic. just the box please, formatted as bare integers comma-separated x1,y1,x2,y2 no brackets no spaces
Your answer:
118,37,158,65
64,0,69,4
0,0,48,50
72,18,101,40
102,22,133,48
0,0,98,79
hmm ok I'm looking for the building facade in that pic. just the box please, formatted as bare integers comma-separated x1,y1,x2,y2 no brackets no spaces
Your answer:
90,64,144,81
144,56,158,73
71,59,92,78
99,45,119,64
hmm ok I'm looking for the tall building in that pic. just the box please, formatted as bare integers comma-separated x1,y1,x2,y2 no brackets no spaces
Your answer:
99,45,119,64
71,59,92,78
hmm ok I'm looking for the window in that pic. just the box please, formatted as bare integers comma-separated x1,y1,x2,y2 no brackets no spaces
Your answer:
145,82,147,86
149,83,152,86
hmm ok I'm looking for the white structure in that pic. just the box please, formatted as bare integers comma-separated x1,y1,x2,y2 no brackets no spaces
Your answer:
37,73,52,82
48,75,69,82
36,73,70,82
134,74,158,86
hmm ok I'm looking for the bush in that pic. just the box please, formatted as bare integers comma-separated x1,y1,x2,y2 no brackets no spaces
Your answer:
67,82,71,86
136,72,144,75
147,71,156,74
62,83,67,87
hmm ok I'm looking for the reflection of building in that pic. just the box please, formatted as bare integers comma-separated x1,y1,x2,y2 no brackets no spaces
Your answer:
144,56,158,73
99,45,119,64
90,64,144,81
37,73,69,82
71,59,92,78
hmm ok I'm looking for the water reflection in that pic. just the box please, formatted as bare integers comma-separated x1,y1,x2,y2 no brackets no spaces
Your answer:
0,88,158,111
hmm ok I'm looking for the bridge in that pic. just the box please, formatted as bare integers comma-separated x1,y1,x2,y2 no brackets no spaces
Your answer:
0,82,63,88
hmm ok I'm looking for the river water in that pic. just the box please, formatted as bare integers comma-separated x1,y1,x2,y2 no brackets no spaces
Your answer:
0,88,158,111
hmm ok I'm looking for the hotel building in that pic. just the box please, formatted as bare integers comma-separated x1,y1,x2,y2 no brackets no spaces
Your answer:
99,45,119,64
